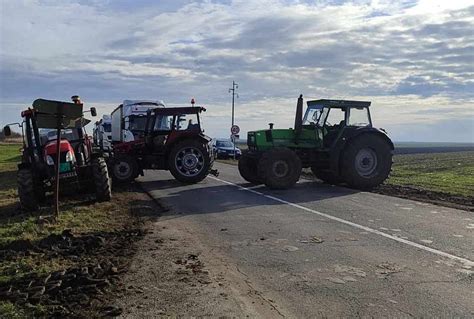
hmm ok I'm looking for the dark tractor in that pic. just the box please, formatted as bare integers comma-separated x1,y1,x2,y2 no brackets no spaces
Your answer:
3,99,112,211
238,95,394,190
110,106,214,184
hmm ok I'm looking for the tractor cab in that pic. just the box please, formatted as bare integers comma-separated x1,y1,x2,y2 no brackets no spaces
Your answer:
144,106,206,146
17,103,94,172
140,106,207,155
303,99,372,148
3,98,111,211
110,106,214,184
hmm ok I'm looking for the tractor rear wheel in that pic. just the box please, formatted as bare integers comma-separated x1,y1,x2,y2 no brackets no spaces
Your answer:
311,167,342,185
18,168,40,211
92,157,112,201
258,148,301,189
111,155,139,184
238,153,262,184
168,139,212,184
342,134,392,190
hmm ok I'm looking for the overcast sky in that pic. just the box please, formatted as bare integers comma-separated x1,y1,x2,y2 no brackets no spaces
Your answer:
1,0,473,142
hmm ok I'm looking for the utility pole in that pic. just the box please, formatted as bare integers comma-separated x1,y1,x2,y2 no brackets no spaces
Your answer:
229,81,238,160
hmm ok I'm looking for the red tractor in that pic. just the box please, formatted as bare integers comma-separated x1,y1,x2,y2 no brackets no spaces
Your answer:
109,106,215,183
3,98,112,211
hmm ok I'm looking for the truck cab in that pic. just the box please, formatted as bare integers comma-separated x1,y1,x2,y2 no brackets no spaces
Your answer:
111,100,166,144
93,115,112,151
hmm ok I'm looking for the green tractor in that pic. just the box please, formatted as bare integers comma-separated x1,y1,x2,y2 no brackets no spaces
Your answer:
238,95,394,190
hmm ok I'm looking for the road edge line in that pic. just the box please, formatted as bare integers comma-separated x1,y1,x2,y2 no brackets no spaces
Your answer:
209,176,474,267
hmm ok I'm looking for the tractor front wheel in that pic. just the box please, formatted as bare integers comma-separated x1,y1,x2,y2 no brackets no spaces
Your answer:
111,155,139,184
258,148,301,189
18,168,41,211
238,153,262,184
311,167,342,185
168,139,212,184
92,157,112,201
342,134,392,190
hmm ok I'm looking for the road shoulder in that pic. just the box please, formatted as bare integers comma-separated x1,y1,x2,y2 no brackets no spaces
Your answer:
116,205,285,318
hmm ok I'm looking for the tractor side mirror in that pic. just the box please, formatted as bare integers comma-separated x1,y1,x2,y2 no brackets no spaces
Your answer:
3,125,11,136
90,107,97,117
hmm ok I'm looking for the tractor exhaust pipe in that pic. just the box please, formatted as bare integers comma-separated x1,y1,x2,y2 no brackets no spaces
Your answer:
294,94,303,141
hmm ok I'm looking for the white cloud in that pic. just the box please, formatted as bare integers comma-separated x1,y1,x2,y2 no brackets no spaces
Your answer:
0,0,473,142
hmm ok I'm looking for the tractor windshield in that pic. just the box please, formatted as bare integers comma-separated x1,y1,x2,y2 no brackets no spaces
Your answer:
318,108,330,126
303,106,323,125
40,128,81,143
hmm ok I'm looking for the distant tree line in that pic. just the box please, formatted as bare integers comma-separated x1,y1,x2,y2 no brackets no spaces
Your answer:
0,128,22,142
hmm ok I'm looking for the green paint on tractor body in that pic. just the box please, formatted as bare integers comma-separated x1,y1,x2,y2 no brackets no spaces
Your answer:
248,128,323,151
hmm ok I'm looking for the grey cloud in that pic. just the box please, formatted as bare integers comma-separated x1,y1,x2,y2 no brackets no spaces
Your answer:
204,15,310,50
394,75,473,97
85,3,474,101
108,37,147,50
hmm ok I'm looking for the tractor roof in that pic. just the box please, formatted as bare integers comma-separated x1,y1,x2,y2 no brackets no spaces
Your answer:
151,106,206,115
307,99,371,109
30,99,84,129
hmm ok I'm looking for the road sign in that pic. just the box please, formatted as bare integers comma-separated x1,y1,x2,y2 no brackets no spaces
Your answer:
231,125,240,135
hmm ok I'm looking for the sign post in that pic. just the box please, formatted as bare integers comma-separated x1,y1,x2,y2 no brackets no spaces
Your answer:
228,81,239,160
54,106,63,219
230,125,240,160
32,99,83,220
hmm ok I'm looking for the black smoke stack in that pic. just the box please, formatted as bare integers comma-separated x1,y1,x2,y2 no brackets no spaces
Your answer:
294,94,303,140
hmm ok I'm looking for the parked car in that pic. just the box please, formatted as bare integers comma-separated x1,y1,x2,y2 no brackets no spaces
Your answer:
212,139,241,159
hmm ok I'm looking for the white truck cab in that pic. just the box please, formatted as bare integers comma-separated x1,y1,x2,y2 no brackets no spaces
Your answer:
111,100,166,143
93,115,113,150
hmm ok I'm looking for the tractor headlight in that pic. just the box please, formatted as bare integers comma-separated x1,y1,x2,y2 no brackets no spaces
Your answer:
46,155,54,166
65,151,75,162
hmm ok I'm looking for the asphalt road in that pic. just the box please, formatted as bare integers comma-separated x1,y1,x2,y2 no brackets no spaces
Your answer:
139,162,474,318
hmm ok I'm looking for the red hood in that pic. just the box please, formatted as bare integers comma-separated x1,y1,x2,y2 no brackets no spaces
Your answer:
44,139,74,156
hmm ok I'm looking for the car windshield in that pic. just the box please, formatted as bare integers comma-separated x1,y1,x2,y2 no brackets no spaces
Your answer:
216,141,234,147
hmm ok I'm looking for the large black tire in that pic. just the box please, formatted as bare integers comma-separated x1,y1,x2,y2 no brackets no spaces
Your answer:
92,157,112,201
18,168,40,211
111,155,139,184
238,153,262,184
342,134,393,190
258,148,302,189
311,167,342,185
168,139,212,184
